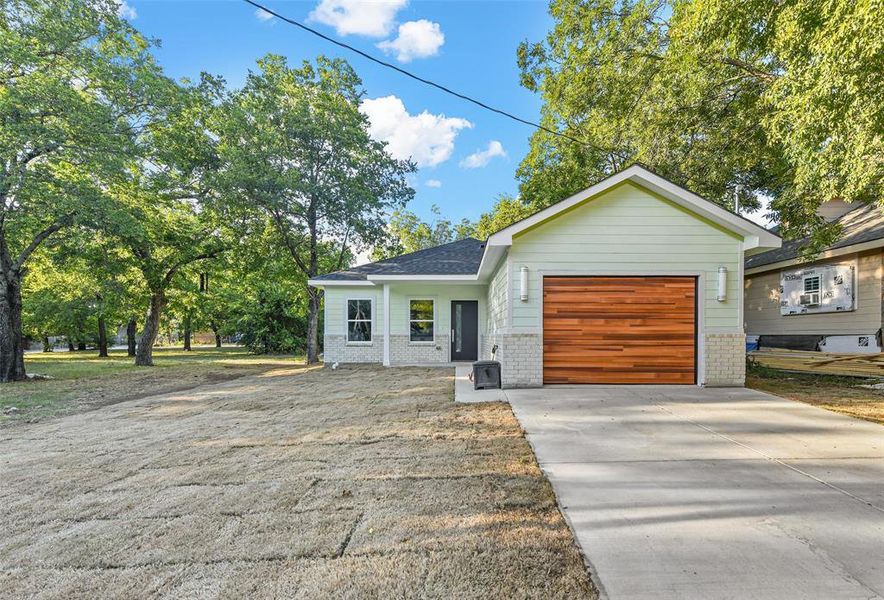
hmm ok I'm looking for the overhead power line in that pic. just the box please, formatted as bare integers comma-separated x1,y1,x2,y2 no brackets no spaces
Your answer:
243,0,595,150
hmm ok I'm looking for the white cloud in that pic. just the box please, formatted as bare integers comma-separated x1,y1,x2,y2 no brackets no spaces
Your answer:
308,0,407,37
117,1,136,19
460,140,506,169
254,7,274,21
425,179,442,188
360,96,472,168
377,20,444,62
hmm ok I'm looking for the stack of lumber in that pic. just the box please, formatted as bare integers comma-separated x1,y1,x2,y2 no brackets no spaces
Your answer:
749,349,884,378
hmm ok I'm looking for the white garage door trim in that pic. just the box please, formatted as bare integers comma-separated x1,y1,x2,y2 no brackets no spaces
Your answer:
537,269,707,386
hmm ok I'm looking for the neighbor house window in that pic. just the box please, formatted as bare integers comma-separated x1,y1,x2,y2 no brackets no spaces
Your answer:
347,299,372,343
804,276,821,294
409,299,434,342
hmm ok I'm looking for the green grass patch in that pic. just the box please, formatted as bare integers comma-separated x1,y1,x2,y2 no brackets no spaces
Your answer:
746,362,884,425
2,346,304,425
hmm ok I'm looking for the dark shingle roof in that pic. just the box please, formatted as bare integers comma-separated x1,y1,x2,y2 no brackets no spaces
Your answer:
313,237,486,281
746,203,884,270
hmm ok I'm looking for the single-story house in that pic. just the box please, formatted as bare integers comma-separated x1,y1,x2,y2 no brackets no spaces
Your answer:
745,200,884,353
309,165,781,387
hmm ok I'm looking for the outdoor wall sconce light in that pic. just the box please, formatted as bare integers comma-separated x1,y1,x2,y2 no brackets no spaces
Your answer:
717,266,728,302
520,266,529,301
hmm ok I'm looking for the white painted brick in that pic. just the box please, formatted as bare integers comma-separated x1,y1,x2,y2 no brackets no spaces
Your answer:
704,333,745,386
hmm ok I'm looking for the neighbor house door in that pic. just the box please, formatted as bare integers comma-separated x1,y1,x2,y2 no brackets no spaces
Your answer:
451,300,478,361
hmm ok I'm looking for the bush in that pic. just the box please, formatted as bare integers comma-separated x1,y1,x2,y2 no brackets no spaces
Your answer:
235,285,308,354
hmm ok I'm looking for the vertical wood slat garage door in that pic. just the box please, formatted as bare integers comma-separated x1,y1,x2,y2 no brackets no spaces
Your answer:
543,276,697,384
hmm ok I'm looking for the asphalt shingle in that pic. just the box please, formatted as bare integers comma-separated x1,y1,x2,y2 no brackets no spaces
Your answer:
311,238,486,281
746,203,884,270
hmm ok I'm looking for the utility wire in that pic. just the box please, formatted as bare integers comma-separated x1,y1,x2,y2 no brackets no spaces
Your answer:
243,0,596,150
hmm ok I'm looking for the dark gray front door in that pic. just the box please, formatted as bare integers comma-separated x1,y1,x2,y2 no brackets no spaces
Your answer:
451,300,478,361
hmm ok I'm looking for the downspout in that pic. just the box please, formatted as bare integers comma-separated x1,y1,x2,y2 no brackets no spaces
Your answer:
383,283,391,366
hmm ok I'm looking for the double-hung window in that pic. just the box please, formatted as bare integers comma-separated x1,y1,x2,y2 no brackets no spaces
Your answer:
347,299,372,343
409,299,435,342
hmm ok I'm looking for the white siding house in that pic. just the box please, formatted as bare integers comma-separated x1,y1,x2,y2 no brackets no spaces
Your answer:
311,165,780,387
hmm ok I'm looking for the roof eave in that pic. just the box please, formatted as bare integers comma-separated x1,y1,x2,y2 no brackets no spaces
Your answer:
365,274,481,283
745,237,884,275
307,279,375,288
486,165,782,251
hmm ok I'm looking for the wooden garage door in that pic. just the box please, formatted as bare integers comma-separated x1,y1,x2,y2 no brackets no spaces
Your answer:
543,277,697,384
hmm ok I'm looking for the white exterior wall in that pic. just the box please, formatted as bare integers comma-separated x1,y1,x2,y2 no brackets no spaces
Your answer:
483,254,508,361
323,283,486,365
499,181,745,387
322,286,384,364
321,181,752,387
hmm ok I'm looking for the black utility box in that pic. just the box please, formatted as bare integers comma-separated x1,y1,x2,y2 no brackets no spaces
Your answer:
472,360,501,390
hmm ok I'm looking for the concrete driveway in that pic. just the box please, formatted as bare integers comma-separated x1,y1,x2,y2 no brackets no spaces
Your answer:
507,386,884,600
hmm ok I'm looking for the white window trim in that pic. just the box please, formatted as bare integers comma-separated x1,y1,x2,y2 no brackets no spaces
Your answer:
408,298,436,344
803,275,821,294
346,298,374,345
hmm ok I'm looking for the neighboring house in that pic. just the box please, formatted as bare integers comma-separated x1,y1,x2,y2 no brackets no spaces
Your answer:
745,201,884,353
309,165,780,387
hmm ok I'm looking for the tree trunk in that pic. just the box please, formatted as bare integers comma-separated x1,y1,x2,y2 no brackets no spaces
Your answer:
306,286,321,363
135,290,165,366
127,318,137,357
0,269,27,382
77,342,86,351
183,313,192,351
68,341,75,352
97,316,108,357
42,336,52,352
210,322,221,348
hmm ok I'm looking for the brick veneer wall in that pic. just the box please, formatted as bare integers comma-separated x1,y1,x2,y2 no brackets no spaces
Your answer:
323,335,384,364
483,333,542,388
703,333,746,386
389,334,450,364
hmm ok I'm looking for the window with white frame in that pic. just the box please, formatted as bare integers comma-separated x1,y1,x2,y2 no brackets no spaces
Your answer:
347,299,372,343
409,299,434,342
803,275,821,294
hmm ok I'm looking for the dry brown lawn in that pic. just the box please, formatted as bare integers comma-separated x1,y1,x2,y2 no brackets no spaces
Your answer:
3,348,301,426
0,365,596,599
747,365,884,425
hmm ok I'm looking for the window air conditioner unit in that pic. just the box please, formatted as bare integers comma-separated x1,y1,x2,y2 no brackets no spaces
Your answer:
799,292,820,306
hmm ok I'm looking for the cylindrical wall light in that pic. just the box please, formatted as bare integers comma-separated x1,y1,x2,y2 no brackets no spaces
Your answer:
717,266,728,302
520,266,529,301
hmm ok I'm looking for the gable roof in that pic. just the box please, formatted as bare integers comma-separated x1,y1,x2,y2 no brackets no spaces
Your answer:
746,202,884,272
476,164,782,279
311,165,783,287
485,164,780,249
309,237,486,283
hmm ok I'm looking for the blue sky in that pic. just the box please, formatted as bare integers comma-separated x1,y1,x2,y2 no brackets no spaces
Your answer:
126,0,554,225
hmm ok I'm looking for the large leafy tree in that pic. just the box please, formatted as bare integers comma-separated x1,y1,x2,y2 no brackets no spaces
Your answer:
517,0,882,245
0,0,165,380
216,55,415,363
473,194,534,239
372,205,476,260
111,74,231,367
22,235,143,356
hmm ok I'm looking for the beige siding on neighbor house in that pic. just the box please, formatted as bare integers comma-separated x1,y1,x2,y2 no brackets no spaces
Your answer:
744,251,883,336
507,182,743,333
